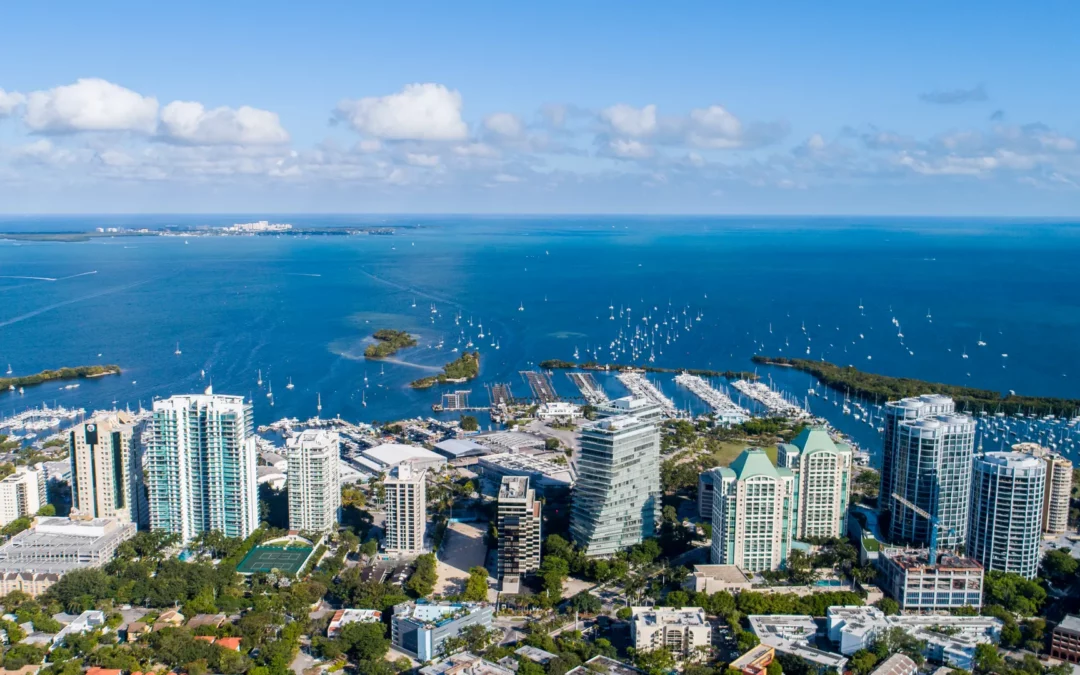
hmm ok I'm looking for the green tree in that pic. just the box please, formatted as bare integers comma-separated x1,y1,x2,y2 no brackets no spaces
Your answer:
848,651,879,675
460,415,480,431
406,553,438,597
874,598,900,616
339,622,389,661
544,437,560,451
766,661,783,675
463,566,490,602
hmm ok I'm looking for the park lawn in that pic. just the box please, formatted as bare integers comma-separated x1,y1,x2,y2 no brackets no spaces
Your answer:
705,441,777,467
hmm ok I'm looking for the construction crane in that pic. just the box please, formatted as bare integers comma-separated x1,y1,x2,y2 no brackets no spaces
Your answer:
891,492,955,564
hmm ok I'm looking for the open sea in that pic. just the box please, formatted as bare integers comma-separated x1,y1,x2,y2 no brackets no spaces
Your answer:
2,215,1080,455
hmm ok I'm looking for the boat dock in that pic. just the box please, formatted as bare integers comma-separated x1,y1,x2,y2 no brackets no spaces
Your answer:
731,379,810,419
520,371,559,403
567,372,608,404
486,383,514,408
674,373,749,424
616,370,678,418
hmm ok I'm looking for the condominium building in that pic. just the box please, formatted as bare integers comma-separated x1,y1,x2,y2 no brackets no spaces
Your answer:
631,607,711,660
710,448,795,572
286,430,341,533
877,547,984,611
68,412,147,526
777,427,852,539
570,415,661,557
1051,615,1080,664
968,451,1045,579
384,463,427,555
886,412,975,553
1014,443,1074,536
497,476,541,588
391,601,494,661
594,396,664,424
146,390,259,543
0,466,47,527
879,395,955,520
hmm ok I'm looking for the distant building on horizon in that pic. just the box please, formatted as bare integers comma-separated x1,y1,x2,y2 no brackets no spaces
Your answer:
287,429,341,534
968,451,1045,579
778,427,852,539
710,448,794,572
383,463,427,555
146,390,259,544
497,476,541,591
570,415,661,557
68,411,147,527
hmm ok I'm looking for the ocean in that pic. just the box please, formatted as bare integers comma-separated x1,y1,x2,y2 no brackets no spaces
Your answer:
2,215,1080,453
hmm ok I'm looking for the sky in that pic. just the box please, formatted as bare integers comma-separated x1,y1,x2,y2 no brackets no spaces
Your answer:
1,1,1079,215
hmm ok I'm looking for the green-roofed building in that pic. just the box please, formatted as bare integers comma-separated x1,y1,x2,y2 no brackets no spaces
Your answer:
778,427,853,540
708,448,795,572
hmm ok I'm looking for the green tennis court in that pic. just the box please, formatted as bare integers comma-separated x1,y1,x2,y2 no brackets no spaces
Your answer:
235,545,313,576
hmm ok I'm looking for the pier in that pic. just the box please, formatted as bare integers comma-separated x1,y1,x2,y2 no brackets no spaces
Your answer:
486,383,514,408
731,379,810,419
616,370,679,418
567,372,608,404
520,371,559,403
674,373,749,424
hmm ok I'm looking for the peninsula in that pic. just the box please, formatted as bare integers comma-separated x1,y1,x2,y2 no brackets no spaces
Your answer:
1,364,122,392
364,329,418,359
753,356,1080,416
410,351,480,389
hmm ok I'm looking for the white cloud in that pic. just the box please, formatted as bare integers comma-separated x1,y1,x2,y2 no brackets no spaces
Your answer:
607,138,653,159
405,152,440,167
0,88,25,117
357,139,382,153
685,105,744,148
24,78,159,133
454,143,500,158
484,112,524,137
492,173,521,183
600,103,657,137
159,101,289,145
335,83,468,141
806,134,827,151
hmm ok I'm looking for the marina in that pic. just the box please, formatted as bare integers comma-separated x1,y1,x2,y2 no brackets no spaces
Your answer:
616,369,679,418
520,370,559,403
674,372,749,424
567,371,609,404
731,378,810,419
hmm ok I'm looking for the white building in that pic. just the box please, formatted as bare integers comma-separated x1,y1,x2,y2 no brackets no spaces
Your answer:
362,444,446,473
968,451,1045,579
0,466,46,527
287,430,341,534
748,615,848,672
384,464,427,555
879,395,955,524
777,427,852,539
327,608,382,637
710,448,795,572
146,390,259,544
536,402,581,420
1014,443,1074,536
594,396,664,424
631,607,711,660
68,412,147,526
570,415,661,557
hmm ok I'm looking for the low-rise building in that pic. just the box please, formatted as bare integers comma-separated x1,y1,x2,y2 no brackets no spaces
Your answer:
1051,615,1080,664
327,609,382,638
631,607,710,661
869,654,918,675
747,615,848,673
536,402,581,420
433,439,491,461
391,601,494,662
565,656,644,675
363,444,447,473
515,646,558,664
472,431,546,454
684,565,753,594
730,644,775,675
420,652,515,675
877,547,984,611
53,610,106,645
476,453,573,498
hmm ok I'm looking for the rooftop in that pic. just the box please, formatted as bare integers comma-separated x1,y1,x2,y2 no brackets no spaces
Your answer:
394,601,488,628
499,476,531,500
690,565,751,583
473,431,546,451
0,518,136,574
363,443,445,467
870,654,917,675
881,547,984,572
565,656,644,675
419,654,515,675
434,439,490,458
632,606,706,626
1057,615,1080,634
726,448,792,481
515,646,558,664
976,451,1045,471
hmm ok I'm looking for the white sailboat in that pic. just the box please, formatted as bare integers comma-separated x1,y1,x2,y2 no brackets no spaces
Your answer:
286,377,295,390
4,364,11,375
316,393,323,415
362,390,367,407
518,301,524,312
267,381,273,397
174,342,182,356
257,369,263,386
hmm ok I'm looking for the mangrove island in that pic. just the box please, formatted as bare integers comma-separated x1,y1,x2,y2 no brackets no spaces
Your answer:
363,329,418,359
410,351,480,389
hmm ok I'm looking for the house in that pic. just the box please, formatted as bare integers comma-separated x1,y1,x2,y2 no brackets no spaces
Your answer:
730,645,775,675
125,622,149,641
86,668,122,675
187,613,228,630
327,609,382,638
195,635,216,644
217,637,243,652
53,610,106,646
153,610,185,631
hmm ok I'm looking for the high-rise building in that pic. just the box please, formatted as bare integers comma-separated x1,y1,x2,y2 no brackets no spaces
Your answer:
1014,443,1074,536
384,463,427,555
593,396,664,424
879,395,955,518
0,467,47,526
286,430,341,534
710,448,795,572
570,415,661,557
886,413,975,552
968,451,1045,579
68,412,147,526
497,476,541,588
146,390,258,544
778,427,852,539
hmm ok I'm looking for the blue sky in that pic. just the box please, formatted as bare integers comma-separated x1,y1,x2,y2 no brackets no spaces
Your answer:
1,1,1079,215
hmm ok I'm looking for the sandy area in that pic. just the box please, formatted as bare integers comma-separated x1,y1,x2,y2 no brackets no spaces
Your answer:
435,520,493,599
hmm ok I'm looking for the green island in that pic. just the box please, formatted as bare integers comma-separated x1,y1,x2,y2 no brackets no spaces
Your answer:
0,364,121,391
410,351,480,389
363,329,418,358
753,355,1080,415
539,359,758,381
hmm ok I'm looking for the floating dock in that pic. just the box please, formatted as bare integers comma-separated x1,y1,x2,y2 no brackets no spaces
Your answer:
520,371,559,403
731,379,810,419
567,372,608,404
486,383,514,408
674,373,749,424
616,370,679,418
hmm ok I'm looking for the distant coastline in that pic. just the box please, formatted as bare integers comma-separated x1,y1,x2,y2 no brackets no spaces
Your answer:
0,225,406,242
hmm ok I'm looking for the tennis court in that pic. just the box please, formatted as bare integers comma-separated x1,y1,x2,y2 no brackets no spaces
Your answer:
235,545,313,576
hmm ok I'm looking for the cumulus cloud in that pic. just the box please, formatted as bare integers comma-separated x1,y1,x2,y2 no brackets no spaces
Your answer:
159,101,289,145
24,78,159,133
600,103,658,137
484,112,524,137
605,138,653,159
0,88,25,117
919,84,989,105
335,83,468,141
405,152,440,167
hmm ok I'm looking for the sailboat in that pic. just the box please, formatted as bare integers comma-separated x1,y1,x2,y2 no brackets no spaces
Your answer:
362,390,367,407
518,302,524,312
174,342,182,356
977,333,987,347
257,369,263,386
411,297,417,308
4,364,10,375
286,377,295,390
316,393,323,415
266,381,273,397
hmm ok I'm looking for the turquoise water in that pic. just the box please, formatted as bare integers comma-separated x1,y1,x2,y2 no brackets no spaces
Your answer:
2,216,1080,452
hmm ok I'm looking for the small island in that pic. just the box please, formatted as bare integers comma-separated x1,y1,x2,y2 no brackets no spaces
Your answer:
1,364,122,392
364,330,418,359
410,351,480,389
